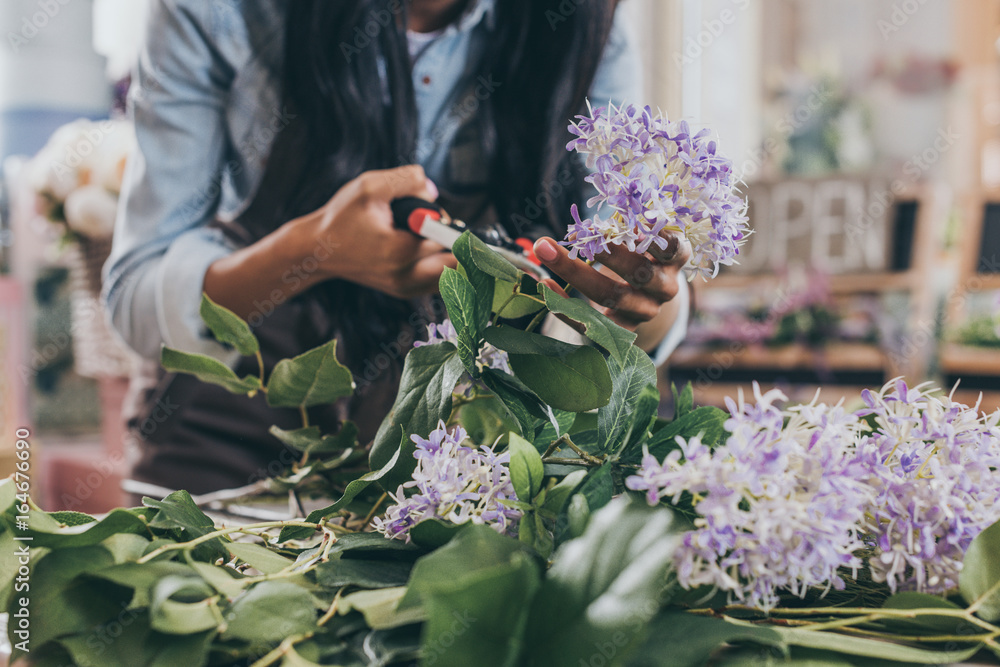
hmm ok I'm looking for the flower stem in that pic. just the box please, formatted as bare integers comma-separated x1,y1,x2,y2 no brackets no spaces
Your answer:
362,493,388,529
492,289,520,325
968,579,1000,616
525,308,548,333
540,457,595,467
136,520,321,564
255,350,266,383
717,604,1000,635
543,434,604,465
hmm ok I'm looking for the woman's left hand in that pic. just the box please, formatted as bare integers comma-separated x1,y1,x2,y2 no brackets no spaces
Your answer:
532,232,691,333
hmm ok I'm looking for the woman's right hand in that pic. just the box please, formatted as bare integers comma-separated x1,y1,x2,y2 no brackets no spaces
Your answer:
205,165,454,320
292,164,457,299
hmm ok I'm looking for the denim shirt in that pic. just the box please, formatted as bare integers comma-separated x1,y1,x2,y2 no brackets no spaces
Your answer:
102,0,669,364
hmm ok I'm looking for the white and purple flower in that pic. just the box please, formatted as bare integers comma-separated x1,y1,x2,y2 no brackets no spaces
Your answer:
626,378,1000,609
373,422,522,542
856,379,1000,594
627,384,874,610
564,102,751,279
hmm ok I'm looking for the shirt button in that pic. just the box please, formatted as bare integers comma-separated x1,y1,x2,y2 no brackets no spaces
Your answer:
422,75,432,85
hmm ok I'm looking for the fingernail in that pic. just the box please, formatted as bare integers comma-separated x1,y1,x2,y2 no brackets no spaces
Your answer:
426,178,439,201
534,239,558,262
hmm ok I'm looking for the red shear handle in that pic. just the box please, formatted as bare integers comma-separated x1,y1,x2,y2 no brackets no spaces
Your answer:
391,197,445,236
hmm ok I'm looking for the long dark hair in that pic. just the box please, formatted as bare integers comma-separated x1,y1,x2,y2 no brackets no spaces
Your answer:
281,0,617,369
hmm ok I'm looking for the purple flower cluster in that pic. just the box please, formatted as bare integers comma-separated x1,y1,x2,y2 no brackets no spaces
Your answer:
627,385,874,610
564,102,751,279
626,379,1000,609
414,319,512,374
373,422,522,542
857,380,1000,593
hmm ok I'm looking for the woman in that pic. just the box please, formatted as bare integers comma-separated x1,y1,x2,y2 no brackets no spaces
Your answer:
104,0,690,494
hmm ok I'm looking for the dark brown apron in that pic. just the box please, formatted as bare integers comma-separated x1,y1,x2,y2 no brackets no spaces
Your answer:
124,118,427,495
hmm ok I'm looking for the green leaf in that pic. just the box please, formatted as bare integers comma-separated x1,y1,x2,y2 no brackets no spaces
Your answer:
421,553,539,667
370,343,466,488
102,533,153,563
458,230,521,283
402,525,541,667
269,422,358,456
46,510,96,526
454,232,496,331
769,624,982,663
627,406,729,464
672,382,694,418
565,494,590,539
401,525,530,610
482,323,580,356
326,532,421,558
492,278,544,320
280,446,403,542
266,339,354,408
533,409,576,451
409,518,468,550
628,610,786,667
161,347,261,395
621,384,660,455
960,518,1000,621
879,592,970,635
189,561,249,598
227,541,295,575
315,558,412,590
149,575,219,635
9,546,132,651
58,611,215,667
577,464,614,513
8,508,148,549
144,490,228,562
338,587,426,630
222,581,318,643
484,326,612,412
524,498,683,667
508,433,545,502
440,266,483,376
538,283,637,363
597,344,657,456
199,293,259,356
541,470,588,515
90,561,195,608
482,368,547,437
456,393,521,447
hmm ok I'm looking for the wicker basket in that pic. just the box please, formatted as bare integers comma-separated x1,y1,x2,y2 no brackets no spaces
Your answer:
65,236,138,378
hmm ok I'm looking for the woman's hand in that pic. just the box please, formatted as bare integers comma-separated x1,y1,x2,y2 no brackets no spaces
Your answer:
296,164,457,299
532,232,691,349
205,165,455,320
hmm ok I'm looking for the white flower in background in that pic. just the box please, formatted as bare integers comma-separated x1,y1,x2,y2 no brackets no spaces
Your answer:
63,185,120,239
28,118,134,238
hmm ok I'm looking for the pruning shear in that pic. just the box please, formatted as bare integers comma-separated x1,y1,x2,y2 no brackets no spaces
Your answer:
391,197,551,282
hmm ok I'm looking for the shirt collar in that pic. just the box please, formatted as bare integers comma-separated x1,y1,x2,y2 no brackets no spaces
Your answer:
449,0,497,34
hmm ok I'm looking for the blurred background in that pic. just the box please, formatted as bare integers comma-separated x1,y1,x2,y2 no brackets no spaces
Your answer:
0,0,997,513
